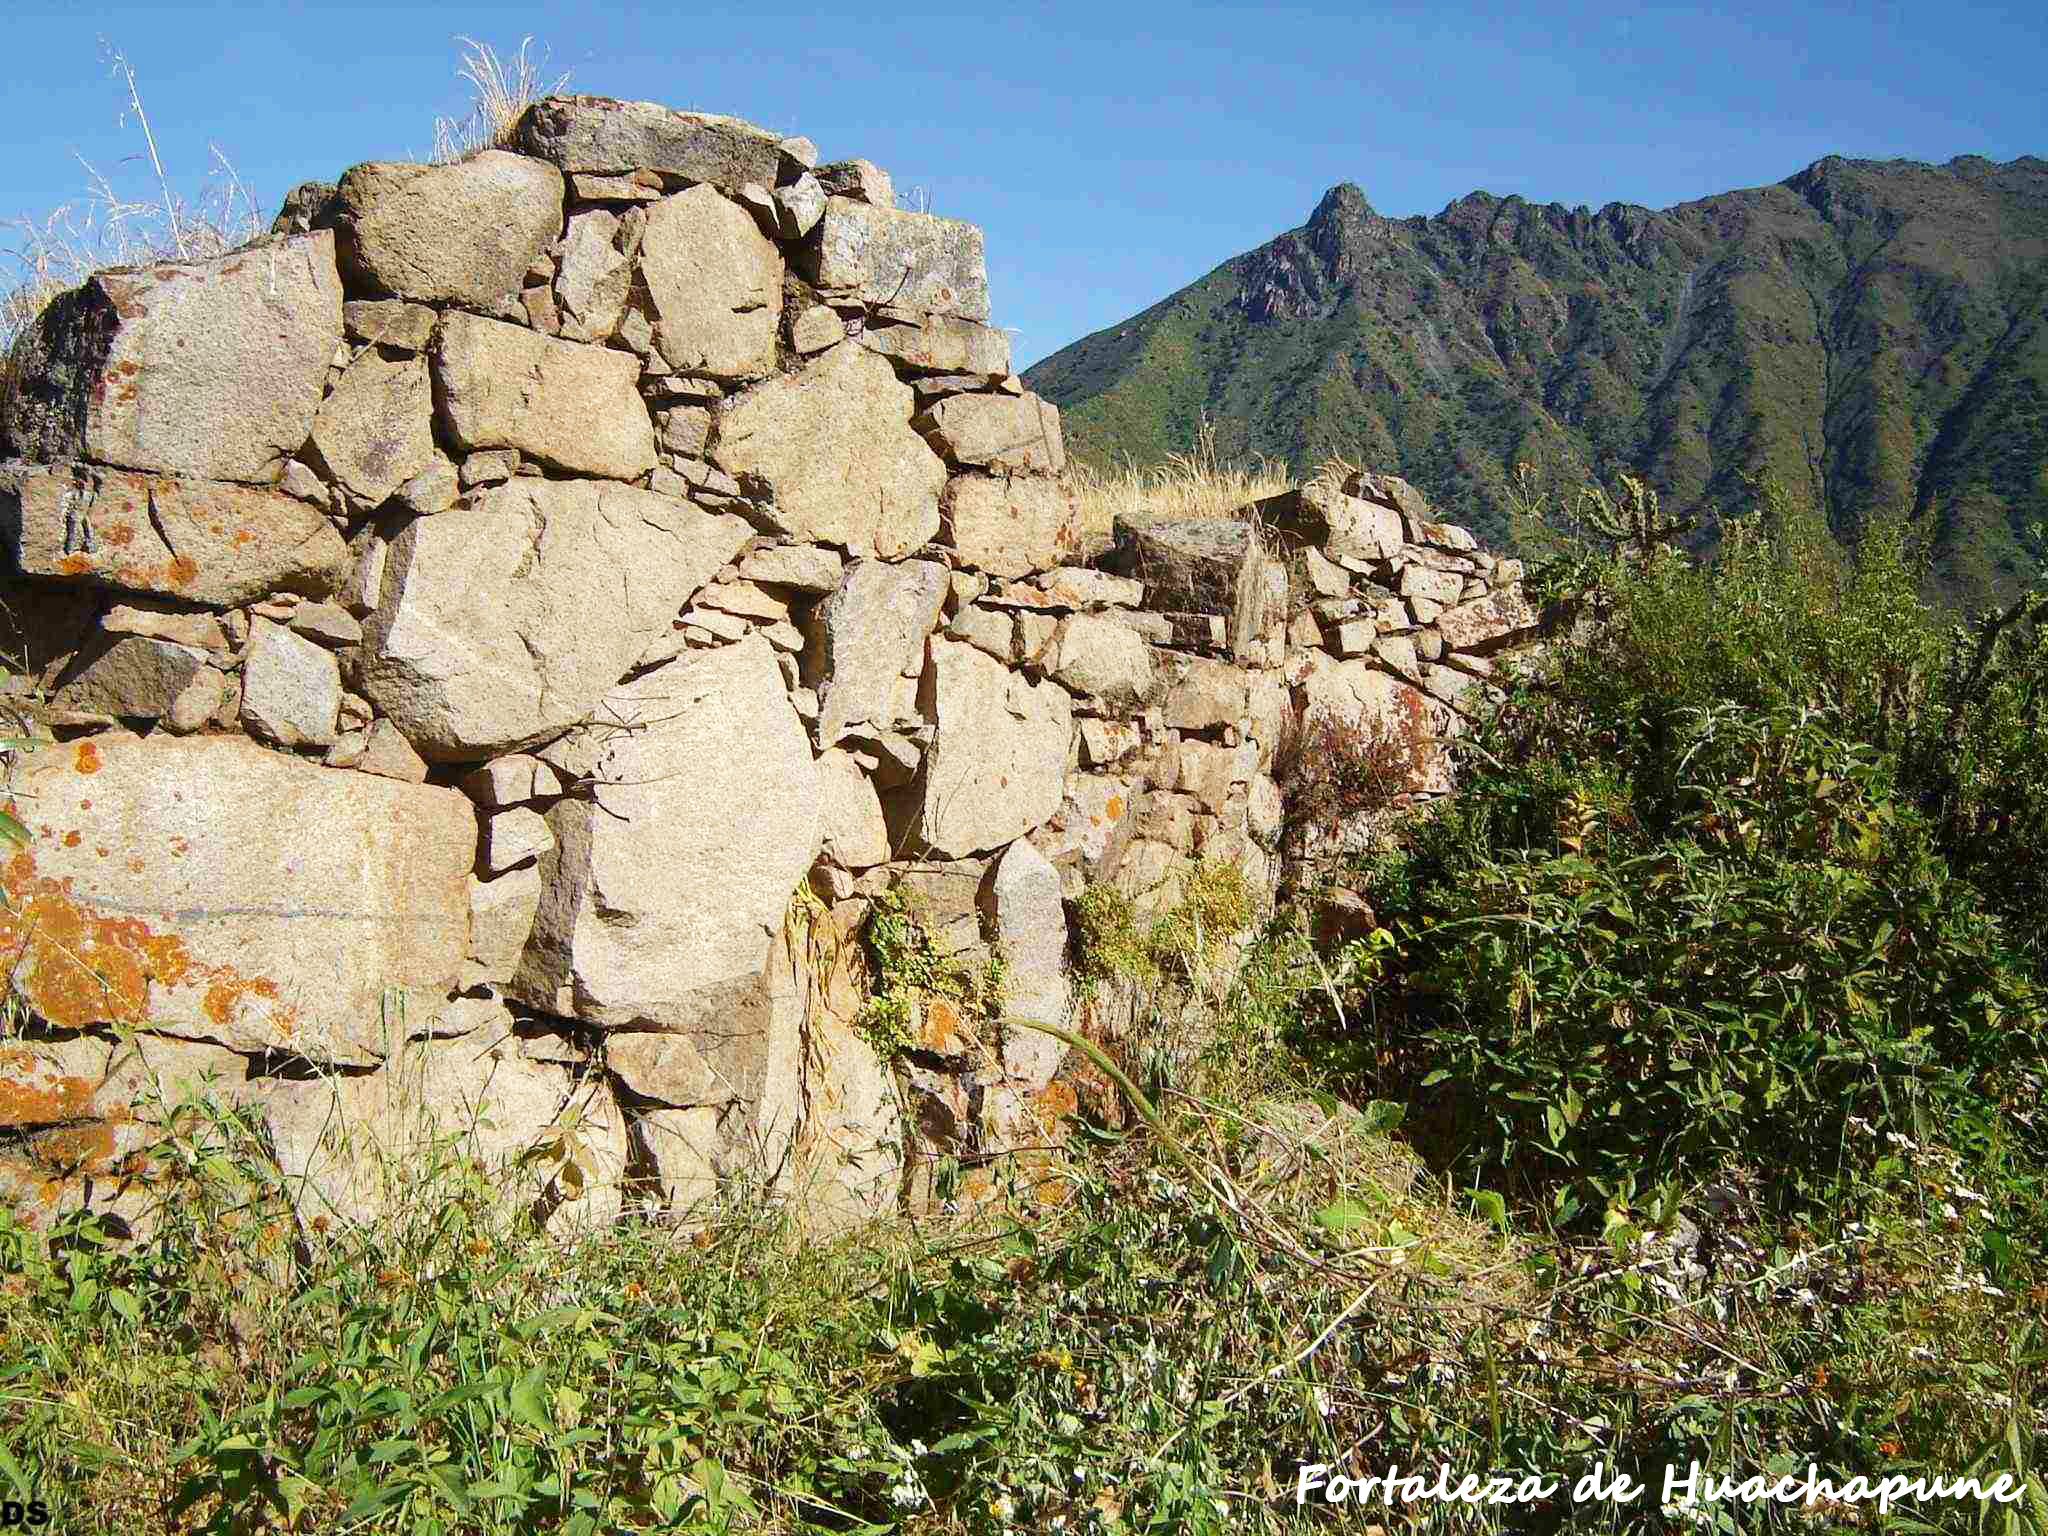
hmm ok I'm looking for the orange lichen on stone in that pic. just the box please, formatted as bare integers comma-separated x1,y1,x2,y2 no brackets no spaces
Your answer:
919,997,964,1054
202,971,283,1030
1104,795,1124,820
32,1121,125,1175
1030,1077,1078,1130
0,1046,98,1128
0,846,301,1043
73,741,101,775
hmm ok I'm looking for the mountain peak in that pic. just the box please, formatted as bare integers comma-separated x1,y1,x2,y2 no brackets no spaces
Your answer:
1025,152,2048,609
1309,182,1374,225
1301,182,1392,275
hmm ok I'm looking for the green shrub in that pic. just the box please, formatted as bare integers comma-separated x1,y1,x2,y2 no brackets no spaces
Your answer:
1072,882,1157,990
1328,499,2048,1238
1388,699,2036,1223
858,887,1005,1057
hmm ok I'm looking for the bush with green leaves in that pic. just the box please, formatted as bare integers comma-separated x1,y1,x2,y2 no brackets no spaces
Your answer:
1327,501,2048,1238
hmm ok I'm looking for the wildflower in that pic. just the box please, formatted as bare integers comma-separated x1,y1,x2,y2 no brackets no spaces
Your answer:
1879,1440,1902,1457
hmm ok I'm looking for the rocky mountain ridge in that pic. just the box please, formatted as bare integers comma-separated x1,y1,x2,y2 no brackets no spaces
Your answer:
1026,153,2048,605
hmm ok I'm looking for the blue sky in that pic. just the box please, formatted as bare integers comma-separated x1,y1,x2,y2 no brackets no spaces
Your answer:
4,2,2042,368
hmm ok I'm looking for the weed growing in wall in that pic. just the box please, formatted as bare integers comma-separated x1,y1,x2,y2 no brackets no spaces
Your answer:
1072,859,1255,996
1273,704,1434,852
858,889,1007,1059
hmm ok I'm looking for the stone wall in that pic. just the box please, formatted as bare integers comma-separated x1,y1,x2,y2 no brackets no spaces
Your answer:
0,95,1539,1235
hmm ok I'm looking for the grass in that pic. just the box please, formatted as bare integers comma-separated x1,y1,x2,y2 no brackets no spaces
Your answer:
430,36,571,164
1065,415,1292,551
1,35,568,422
5,929,2043,1533
0,45,263,420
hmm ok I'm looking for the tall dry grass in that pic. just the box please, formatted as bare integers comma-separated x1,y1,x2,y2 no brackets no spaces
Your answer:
1,44,264,412
2,37,568,423
1065,415,1293,548
430,36,570,163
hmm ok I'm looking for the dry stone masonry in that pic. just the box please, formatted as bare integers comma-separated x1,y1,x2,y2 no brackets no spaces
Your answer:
0,95,1541,1236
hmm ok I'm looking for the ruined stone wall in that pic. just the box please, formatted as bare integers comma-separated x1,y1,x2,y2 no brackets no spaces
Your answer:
0,95,1538,1235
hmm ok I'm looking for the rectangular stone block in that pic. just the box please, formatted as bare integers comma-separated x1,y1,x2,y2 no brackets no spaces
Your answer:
4,234,342,482
434,312,656,480
3,733,473,1065
916,392,1065,475
1256,480,1405,566
855,312,1011,376
516,95,788,191
801,198,990,321
2,462,351,606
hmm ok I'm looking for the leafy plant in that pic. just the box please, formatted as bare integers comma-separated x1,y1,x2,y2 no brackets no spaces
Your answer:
1072,860,1255,995
1319,496,2047,1257
859,887,1005,1059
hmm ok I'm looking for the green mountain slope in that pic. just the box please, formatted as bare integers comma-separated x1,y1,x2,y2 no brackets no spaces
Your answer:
1025,156,2048,605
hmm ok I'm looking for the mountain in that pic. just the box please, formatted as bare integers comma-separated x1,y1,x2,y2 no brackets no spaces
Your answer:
1024,156,2048,606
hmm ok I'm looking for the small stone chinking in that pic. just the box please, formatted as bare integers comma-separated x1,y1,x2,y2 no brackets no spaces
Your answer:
0,94,1541,1237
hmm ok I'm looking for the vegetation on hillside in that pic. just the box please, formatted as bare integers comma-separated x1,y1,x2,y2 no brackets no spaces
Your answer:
1026,159,2048,608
